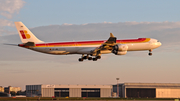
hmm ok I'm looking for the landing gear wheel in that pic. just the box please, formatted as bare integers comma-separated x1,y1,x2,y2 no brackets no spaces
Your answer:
148,53,152,56
78,58,83,62
93,58,97,61
83,56,88,59
88,57,93,60
96,56,101,59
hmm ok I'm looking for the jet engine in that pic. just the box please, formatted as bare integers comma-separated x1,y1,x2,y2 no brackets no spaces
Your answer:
112,44,128,55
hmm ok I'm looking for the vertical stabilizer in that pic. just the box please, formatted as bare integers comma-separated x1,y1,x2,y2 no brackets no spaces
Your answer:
14,22,43,43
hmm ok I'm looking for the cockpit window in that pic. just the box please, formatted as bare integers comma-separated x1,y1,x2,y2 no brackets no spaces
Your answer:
157,40,159,42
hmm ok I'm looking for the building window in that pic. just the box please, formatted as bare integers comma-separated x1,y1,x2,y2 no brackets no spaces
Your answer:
81,88,100,97
126,88,156,98
54,88,69,97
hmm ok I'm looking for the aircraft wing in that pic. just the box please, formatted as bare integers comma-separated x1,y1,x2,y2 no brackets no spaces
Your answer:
92,33,117,55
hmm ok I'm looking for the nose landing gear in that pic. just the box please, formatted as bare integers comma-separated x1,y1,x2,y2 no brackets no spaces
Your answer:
148,49,152,56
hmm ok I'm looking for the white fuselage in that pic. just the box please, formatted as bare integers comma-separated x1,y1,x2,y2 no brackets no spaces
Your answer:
20,38,161,55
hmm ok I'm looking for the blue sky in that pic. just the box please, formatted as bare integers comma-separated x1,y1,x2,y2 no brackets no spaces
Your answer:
0,0,180,90
12,0,180,27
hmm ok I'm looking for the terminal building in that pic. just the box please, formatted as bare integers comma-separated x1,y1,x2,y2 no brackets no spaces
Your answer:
26,84,112,97
113,83,180,98
26,83,180,98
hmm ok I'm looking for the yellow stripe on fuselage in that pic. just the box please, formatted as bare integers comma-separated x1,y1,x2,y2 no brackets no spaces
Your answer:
33,38,151,48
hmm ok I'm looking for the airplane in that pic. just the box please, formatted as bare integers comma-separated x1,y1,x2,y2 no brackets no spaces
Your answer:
8,22,161,62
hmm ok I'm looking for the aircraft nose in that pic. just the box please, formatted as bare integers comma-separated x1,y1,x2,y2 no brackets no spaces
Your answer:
152,41,162,48
158,42,162,46
155,42,162,48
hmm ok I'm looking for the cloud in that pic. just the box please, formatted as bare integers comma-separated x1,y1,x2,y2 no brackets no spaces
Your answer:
0,0,25,36
62,23,73,26
103,21,112,24
0,19,15,35
0,19,14,27
0,0,25,19
30,21,180,42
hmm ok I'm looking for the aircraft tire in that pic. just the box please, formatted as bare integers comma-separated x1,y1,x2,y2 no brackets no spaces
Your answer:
88,57,92,60
148,53,152,56
79,58,83,62
93,58,97,61
97,56,101,59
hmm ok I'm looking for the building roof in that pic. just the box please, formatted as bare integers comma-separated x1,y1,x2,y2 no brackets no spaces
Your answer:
123,82,180,88
40,84,112,89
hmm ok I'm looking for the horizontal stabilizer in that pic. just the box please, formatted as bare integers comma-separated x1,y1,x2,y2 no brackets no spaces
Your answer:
3,43,18,46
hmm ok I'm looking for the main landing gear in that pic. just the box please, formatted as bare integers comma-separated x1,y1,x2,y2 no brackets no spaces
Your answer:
78,54,101,62
148,49,152,56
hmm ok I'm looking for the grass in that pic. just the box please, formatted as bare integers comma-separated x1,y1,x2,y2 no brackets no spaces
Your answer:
0,97,178,100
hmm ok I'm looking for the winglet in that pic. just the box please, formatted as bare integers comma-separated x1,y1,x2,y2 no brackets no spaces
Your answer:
106,33,116,44
92,33,117,54
110,33,115,37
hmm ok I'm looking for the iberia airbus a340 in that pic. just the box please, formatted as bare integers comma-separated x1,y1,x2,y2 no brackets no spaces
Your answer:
9,22,162,62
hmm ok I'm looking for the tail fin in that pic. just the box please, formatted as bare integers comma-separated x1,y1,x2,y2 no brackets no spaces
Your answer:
14,22,43,43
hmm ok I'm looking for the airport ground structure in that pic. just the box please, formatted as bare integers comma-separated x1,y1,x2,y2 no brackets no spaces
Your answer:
0,86,21,97
26,84,112,97
0,92,10,97
26,83,180,98
4,86,21,94
113,83,180,98
0,86,4,92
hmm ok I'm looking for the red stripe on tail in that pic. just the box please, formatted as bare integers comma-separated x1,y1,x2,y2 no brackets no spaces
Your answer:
20,30,26,39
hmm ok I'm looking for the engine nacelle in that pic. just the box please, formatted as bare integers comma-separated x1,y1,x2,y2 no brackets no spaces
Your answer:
112,44,128,55
113,44,128,51
112,50,127,55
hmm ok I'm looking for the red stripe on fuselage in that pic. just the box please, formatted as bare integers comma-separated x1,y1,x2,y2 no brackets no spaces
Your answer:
116,38,146,43
35,38,147,47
